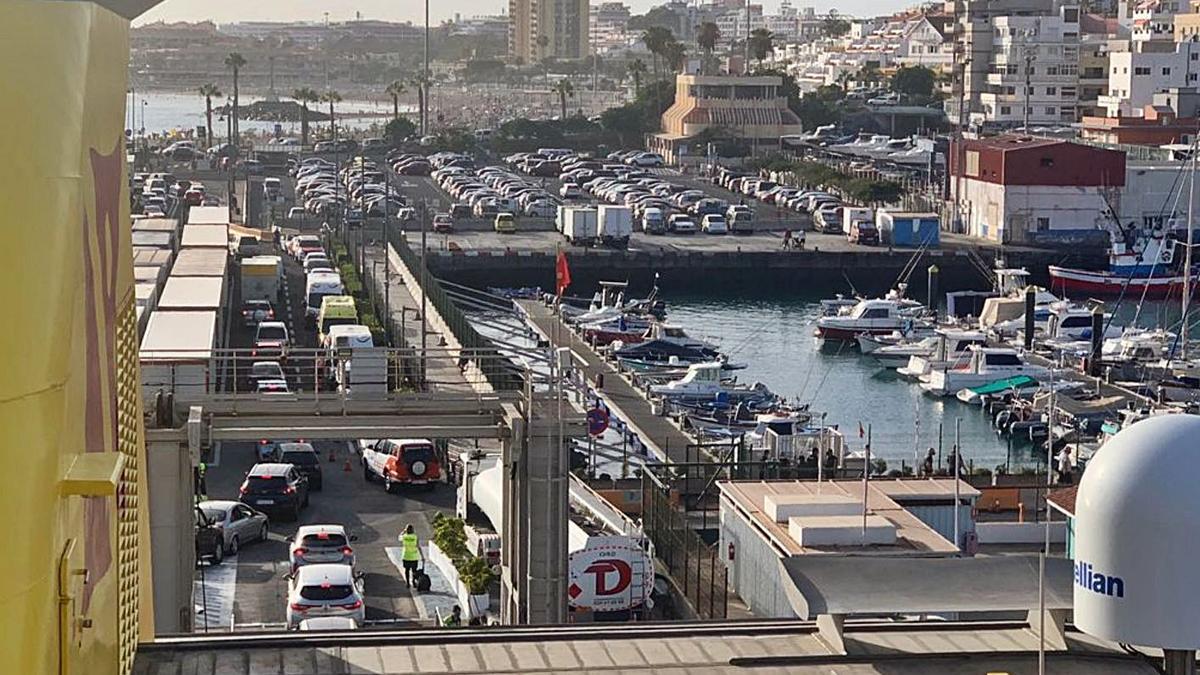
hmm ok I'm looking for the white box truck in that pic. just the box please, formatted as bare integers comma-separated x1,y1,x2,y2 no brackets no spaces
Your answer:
559,206,598,246
842,206,874,235
139,310,217,404
597,205,633,249
241,256,281,302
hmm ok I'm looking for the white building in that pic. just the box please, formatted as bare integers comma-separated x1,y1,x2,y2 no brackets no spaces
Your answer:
978,9,1082,127
1099,39,1200,116
1131,0,1184,43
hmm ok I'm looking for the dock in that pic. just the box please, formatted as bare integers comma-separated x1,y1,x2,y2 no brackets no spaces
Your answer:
518,299,698,464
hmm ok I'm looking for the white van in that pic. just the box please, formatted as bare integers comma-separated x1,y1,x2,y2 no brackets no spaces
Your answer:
305,271,345,325
642,207,666,234
325,324,384,393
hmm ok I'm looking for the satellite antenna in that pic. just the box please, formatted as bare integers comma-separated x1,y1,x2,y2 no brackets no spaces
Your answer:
1073,415,1200,675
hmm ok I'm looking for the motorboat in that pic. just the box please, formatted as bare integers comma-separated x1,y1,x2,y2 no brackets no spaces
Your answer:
920,346,1052,397
1040,302,1122,345
827,133,890,156
612,323,716,355
820,294,858,317
894,329,990,378
887,146,933,166
816,297,926,341
856,325,938,353
977,264,1060,336
859,137,913,159
954,375,1085,405
581,315,653,346
648,362,773,402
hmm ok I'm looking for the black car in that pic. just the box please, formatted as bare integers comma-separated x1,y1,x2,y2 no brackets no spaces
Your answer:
239,463,310,521
272,442,324,491
194,505,224,564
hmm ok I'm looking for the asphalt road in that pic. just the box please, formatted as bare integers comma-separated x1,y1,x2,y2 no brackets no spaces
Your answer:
201,438,454,630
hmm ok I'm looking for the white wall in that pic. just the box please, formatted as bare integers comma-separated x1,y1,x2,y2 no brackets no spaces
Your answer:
1103,42,1200,117
956,179,1111,243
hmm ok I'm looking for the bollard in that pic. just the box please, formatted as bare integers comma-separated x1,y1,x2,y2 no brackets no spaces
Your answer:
1018,502,1025,523
344,457,353,472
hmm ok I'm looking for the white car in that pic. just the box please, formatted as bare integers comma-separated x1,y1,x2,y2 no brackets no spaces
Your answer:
286,563,365,629
559,182,583,199
289,524,357,573
299,617,359,631
627,152,665,168
701,214,728,234
668,214,697,234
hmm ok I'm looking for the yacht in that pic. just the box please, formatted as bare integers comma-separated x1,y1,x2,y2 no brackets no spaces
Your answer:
827,133,889,156
894,329,990,378
920,346,1052,397
887,146,933,166
816,297,924,340
860,137,913,159
1040,302,1122,346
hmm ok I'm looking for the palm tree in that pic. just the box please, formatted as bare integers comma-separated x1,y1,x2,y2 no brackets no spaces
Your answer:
198,83,221,149
320,90,342,140
627,59,647,97
641,27,674,84
223,52,247,149
290,87,319,146
385,80,406,120
553,79,575,120
663,40,687,74
696,22,720,75
747,29,774,63
410,73,430,135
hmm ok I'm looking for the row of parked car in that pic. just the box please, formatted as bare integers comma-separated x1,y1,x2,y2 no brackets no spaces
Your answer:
132,171,213,216
434,154,561,222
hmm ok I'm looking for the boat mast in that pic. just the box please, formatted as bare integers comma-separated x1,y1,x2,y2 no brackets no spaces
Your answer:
1184,145,1196,360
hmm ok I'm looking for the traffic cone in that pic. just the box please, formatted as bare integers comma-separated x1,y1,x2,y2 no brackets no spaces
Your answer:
343,457,353,472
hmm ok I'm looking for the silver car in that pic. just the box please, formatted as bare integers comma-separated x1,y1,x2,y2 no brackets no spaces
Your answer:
198,500,270,557
289,524,357,572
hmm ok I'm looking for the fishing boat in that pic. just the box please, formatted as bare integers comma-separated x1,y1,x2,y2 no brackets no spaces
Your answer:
920,346,1052,397
894,329,990,378
1048,234,1198,298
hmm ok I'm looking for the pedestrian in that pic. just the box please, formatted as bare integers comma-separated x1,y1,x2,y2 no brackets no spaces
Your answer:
443,605,462,627
1057,446,1073,484
399,524,423,587
782,228,792,250
922,448,935,477
796,228,806,250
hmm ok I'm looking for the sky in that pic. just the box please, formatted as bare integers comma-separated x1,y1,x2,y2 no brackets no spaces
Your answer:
134,0,911,26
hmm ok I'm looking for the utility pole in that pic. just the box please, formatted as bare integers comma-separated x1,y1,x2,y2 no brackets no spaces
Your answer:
1023,47,1035,133
744,0,751,74
420,200,428,387
424,0,431,136
323,12,330,92
952,0,968,235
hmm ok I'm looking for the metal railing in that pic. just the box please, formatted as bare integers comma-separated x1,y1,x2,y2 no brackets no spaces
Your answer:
138,346,546,408
641,470,729,621
383,231,528,393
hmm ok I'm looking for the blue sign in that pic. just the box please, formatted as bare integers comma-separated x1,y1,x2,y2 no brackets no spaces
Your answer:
1075,560,1125,598
587,407,609,436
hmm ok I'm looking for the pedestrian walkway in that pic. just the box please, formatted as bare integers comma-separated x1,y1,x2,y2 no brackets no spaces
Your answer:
517,300,696,464
384,546,457,623
192,557,237,633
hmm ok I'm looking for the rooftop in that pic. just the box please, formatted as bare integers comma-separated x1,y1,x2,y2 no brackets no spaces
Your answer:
132,621,1158,674
718,479,972,556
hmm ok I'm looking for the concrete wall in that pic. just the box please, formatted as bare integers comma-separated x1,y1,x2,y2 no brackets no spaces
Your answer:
976,521,1067,544
719,501,797,618
424,247,1104,296
146,436,195,634
959,179,1111,243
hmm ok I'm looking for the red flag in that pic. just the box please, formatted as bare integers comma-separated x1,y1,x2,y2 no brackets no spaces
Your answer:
556,249,571,297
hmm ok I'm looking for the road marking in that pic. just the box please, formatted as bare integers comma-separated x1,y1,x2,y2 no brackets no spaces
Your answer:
193,555,238,632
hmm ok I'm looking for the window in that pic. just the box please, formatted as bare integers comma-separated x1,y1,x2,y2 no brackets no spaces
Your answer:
1134,67,1151,75
862,308,891,319
1000,105,1012,115
1037,217,1051,231
1045,106,1056,115
1163,67,1173,76
986,353,1024,366
965,150,981,176
1046,86,1057,95
1046,66,1058,75
1062,87,1077,97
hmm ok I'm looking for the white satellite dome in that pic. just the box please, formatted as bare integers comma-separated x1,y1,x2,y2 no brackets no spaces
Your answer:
1074,414,1200,649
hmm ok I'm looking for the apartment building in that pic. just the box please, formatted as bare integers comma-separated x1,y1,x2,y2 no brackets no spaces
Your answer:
1173,0,1200,39
1131,0,1184,43
948,0,1078,127
1099,39,1200,116
509,0,590,61
978,10,1082,127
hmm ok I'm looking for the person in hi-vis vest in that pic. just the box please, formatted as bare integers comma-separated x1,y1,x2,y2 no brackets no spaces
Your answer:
400,523,423,586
